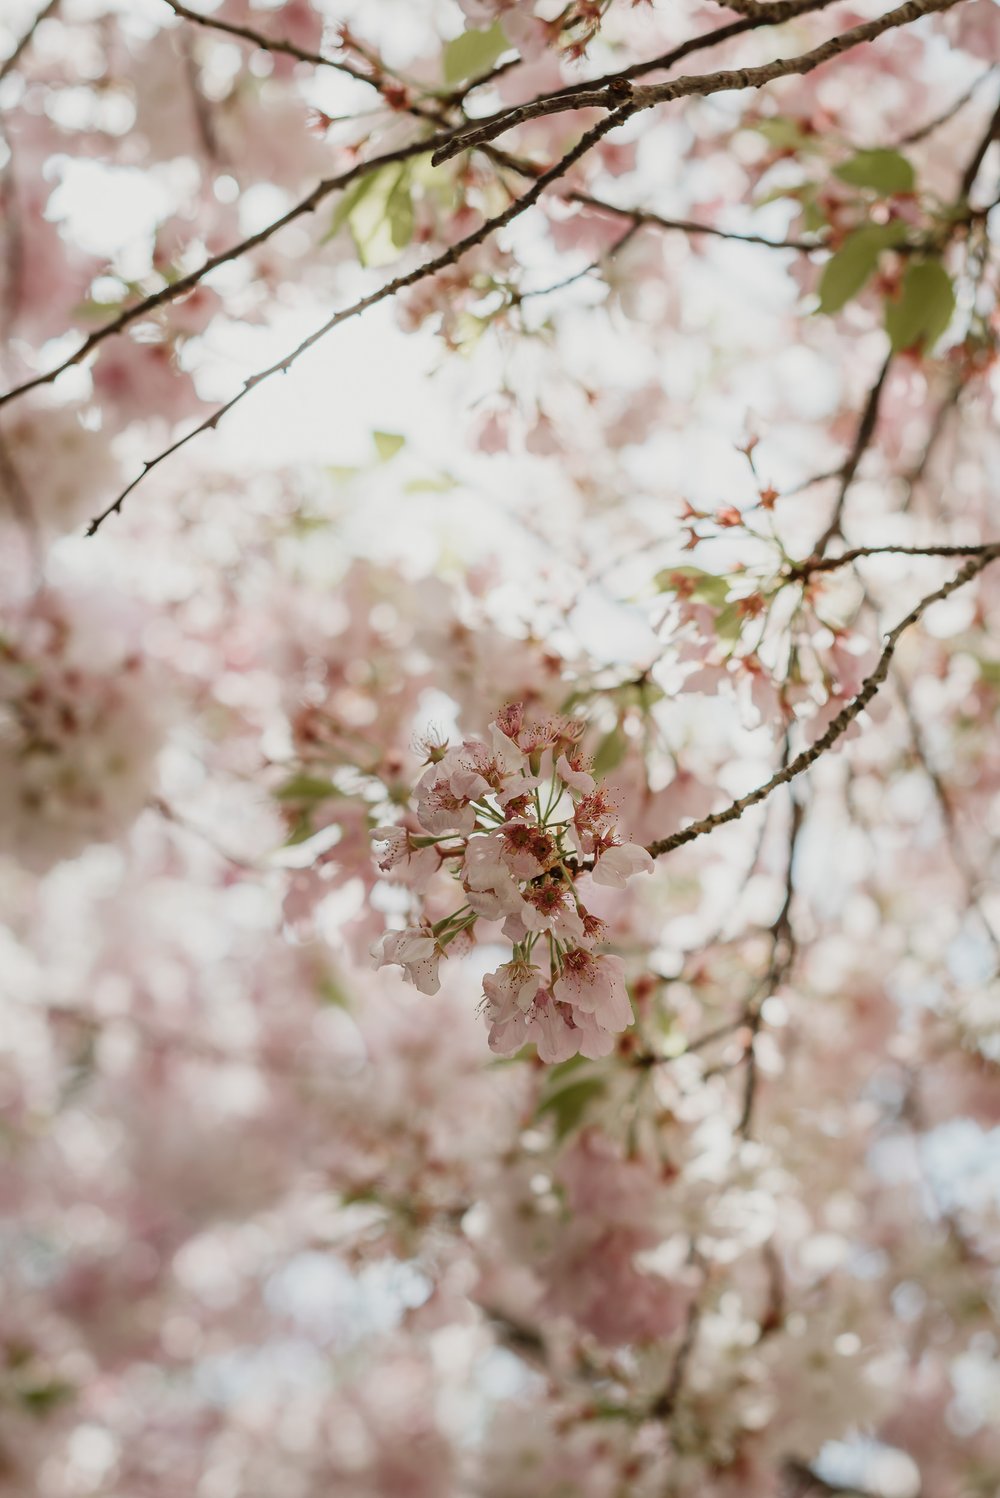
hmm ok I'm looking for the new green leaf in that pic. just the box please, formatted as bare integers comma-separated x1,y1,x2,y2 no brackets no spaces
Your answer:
442,22,507,84
817,221,908,315
884,259,955,353
835,148,916,196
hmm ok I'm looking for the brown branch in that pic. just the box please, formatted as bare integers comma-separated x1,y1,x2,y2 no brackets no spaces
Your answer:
515,224,640,301
0,136,446,412
650,1291,702,1420
0,0,835,412
165,1,459,134
433,0,962,166
85,109,628,534
813,354,893,556
739,788,802,1135
0,0,59,85
894,64,996,147
896,683,1000,965
178,24,222,166
569,190,823,251
785,539,998,581
899,379,963,513
960,88,1000,200
163,1,376,88
645,545,1000,859
515,0,840,105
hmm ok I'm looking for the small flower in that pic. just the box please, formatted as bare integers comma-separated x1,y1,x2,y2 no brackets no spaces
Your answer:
500,819,557,878
414,762,479,835
463,835,524,920
592,841,654,888
515,879,586,944
372,928,442,995
554,950,633,1035
483,959,542,1020
556,749,596,795
371,825,439,890
529,990,583,1064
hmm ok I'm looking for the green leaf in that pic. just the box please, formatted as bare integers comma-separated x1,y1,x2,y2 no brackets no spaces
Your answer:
325,164,415,267
816,221,908,314
442,22,507,84
405,472,458,494
884,259,955,353
713,600,744,644
351,166,413,267
20,1381,75,1416
284,811,316,846
276,772,338,803
655,566,730,610
373,430,405,462
318,973,351,1009
835,148,915,196
753,117,811,151
537,1073,607,1140
386,169,415,251
592,724,628,777
323,171,380,244
326,464,362,485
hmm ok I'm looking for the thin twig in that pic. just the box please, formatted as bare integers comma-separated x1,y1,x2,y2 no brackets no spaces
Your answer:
894,65,996,147
433,0,963,165
785,540,999,581
813,354,892,556
960,89,1000,200
739,790,802,1135
0,135,452,412
646,545,1000,859
515,223,639,300
85,109,628,534
569,191,823,251
0,1,834,412
163,1,380,89
896,683,1000,965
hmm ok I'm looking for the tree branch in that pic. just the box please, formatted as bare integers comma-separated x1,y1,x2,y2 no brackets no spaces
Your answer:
960,88,1000,199
85,108,628,534
0,136,447,412
163,1,381,88
896,681,1000,964
813,354,893,556
569,190,824,251
0,0,837,413
785,540,998,581
433,0,962,166
645,545,1000,859
739,787,802,1135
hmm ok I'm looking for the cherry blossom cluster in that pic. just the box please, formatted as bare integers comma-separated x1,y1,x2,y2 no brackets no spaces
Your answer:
0,590,168,873
372,704,653,1061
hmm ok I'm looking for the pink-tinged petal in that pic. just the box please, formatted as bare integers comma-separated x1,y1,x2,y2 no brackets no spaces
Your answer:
528,996,582,1064
554,952,632,1033
372,928,441,993
405,953,442,995
574,1012,617,1059
483,961,542,1024
556,752,596,795
489,721,527,775
487,1009,531,1056
592,842,655,888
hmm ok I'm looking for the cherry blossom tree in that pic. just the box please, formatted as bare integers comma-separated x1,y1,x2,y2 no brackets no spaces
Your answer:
2,0,999,1494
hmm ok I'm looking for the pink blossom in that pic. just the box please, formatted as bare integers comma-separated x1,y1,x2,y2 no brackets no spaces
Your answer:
591,842,654,888
553,950,632,1034
556,750,595,794
373,928,442,994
